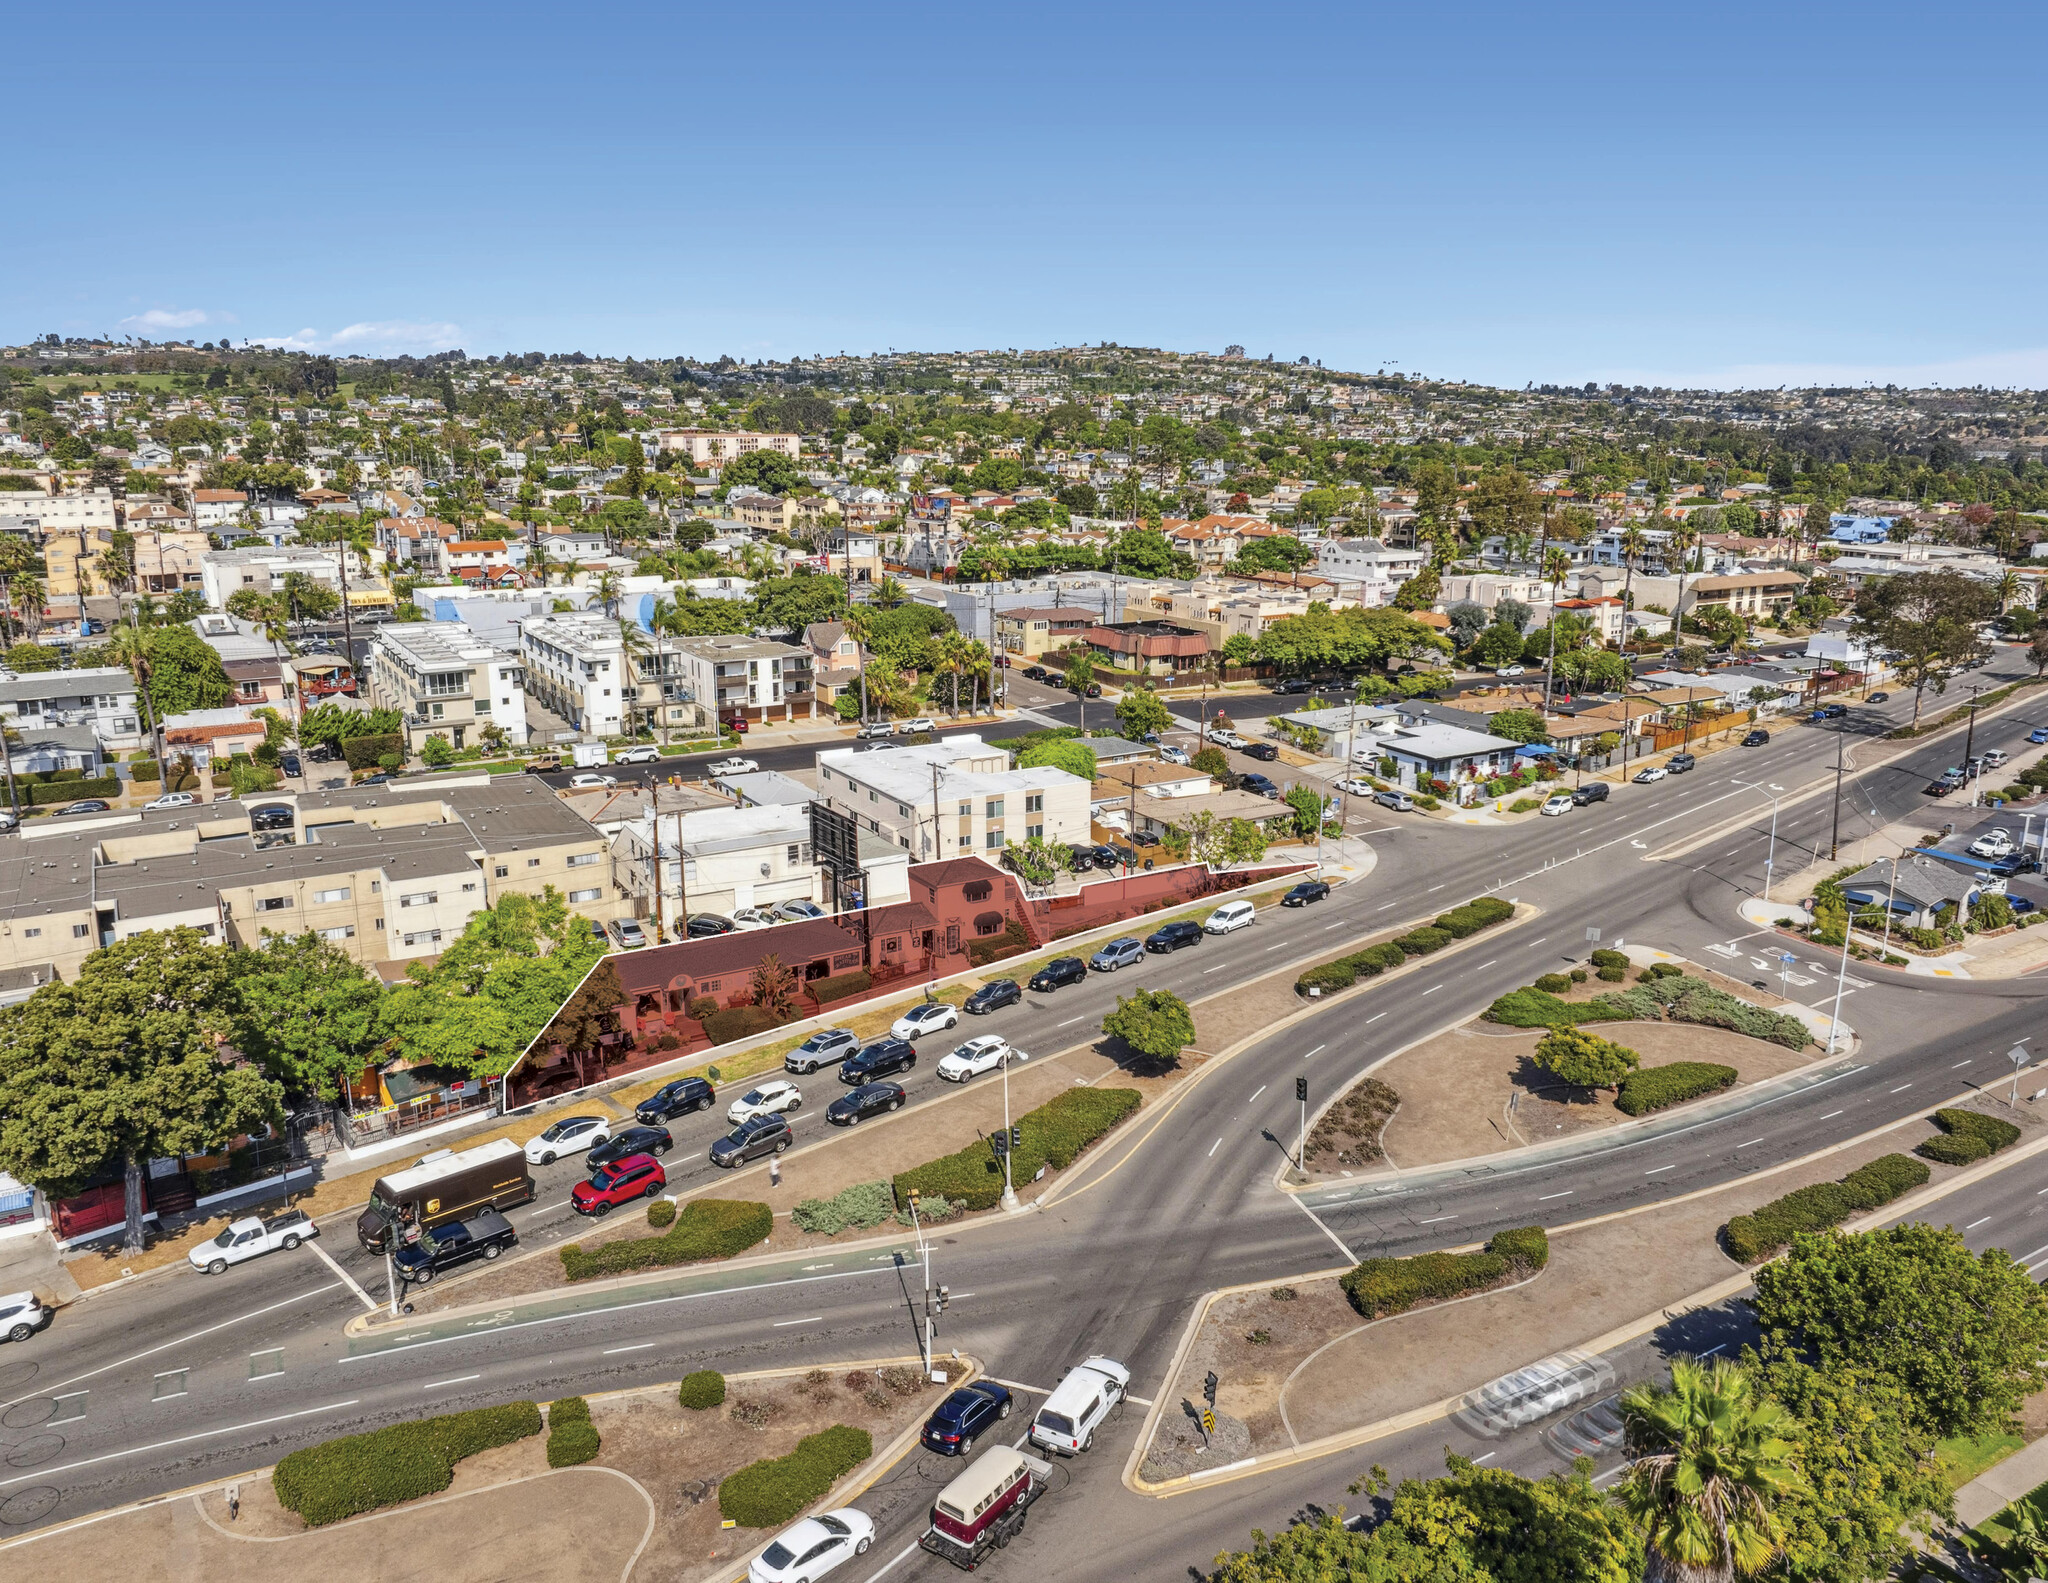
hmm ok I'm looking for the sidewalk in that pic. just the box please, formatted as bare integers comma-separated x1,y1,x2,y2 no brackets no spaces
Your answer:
1956,1434,2048,1528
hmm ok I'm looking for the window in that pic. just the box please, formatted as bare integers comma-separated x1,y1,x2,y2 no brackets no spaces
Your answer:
21,927,38,938
568,886,602,904
401,929,443,948
312,887,350,904
527,857,541,868
986,798,1005,817
256,896,292,912
958,800,971,817
369,880,381,893
494,865,508,878
319,925,355,942
72,924,89,939
1026,823,1044,840
786,844,801,864
399,892,438,908
567,852,599,867
985,830,1003,849
1026,794,1043,813
462,881,478,893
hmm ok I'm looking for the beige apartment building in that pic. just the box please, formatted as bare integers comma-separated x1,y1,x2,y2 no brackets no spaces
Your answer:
367,622,530,754
653,429,800,467
993,607,1097,660
814,735,1090,860
43,525,211,603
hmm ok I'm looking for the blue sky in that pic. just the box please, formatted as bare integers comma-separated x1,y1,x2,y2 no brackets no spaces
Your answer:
10,2,2048,389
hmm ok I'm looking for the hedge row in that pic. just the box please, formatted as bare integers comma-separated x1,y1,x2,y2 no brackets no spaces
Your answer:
718,1424,873,1529
811,968,871,1005
272,1401,543,1526
1915,1107,2023,1166
1614,1062,1739,1116
560,1198,770,1281
342,732,405,769
1486,971,1808,1049
702,1004,785,1045
1723,1154,1929,1264
28,776,119,805
1340,1226,1549,1321
547,1396,600,1467
1296,896,1512,993
893,1087,1140,1211
1483,986,1633,1028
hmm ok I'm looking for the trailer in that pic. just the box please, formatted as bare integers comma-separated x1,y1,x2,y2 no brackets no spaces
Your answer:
919,1445,1053,1570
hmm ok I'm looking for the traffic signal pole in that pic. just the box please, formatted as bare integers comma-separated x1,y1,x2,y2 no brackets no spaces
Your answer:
1296,1076,1308,1174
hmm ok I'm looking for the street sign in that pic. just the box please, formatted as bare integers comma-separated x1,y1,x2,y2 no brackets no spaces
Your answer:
1585,926,1601,942
1200,1407,1217,1436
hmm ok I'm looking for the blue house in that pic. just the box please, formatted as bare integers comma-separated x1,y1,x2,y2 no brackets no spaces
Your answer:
1830,514,1894,545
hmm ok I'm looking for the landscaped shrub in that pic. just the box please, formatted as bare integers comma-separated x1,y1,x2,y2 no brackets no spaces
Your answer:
1360,941,1408,973
1589,949,1629,969
894,1088,1139,1211
718,1425,873,1528
680,1370,727,1409
1615,1062,1738,1116
1340,1227,1549,1320
792,1180,895,1235
646,1199,676,1227
1722,1154,1930,1263
702,1004,783,1045
341,732,405,770
1916,1132,1992,1166
966,918,1030,967
1659,980,1808,1049
547,1397,600,1467
811,968,872,1004
1483,986,1634,1028
1532,1025,1640,1089
272,1402,543,1526
28,776,119,804
1932,1107,2022,1153
1395,926,1452,956
560,1199,770,1280
1292,899,1509,994
1595,965,1627,982
685,995,718,1021
1569,969,1588,983
1534,973,1572,994
1510,798,1542,813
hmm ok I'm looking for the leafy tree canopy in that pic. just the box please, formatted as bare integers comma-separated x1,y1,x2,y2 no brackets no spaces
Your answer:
1102,988,1195,1063
1018,739,1097,781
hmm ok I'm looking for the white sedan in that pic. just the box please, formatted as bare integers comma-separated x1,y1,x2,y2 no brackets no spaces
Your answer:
937,1034,1013,1082
525,1115,611,1165
891,1001,961,1041
748,1509,874,1583
567,772,617,790
188,1210,318,1275
728,1080,804,1125
1631,765,1668,784
1337,777,1376,796
708,757,760,776
729,907,778,930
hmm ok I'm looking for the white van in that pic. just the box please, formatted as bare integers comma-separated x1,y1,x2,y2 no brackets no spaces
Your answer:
1203,900,1255,935
1028,1355,1131,1456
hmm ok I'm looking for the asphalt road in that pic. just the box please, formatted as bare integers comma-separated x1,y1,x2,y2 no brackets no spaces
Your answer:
8,646,2048,1566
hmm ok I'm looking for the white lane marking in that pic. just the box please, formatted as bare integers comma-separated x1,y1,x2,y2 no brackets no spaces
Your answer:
1472,1451,1496,1464
1736,1138,1764,1149
0,1281,346,1414
1204,965,1229,974
1529,937,1547,945
1303,1044,1325,1059
1819,1110,1843,1120
986,1378,1052,1396
773,1316,823,1328
1420,984,1442,995
0,1399,363,1491
1365,1012,1385,1023
1057,1016,1084,1027
1645,1164,1676,1175
528,1199,572,1217
857,1537,925,1583
1475,960,1497,969
1890,1083,1913,1094
310,1242,377,1312
1264,943,1286,952
1967,1217,1992,1230
2020,1242,2048,1266
424,1373,480,1389
1323,921,1347,930
603,1343,655,1355
1248,1085,1267,1103
1208,1138,1222,1158
1418,1214,1457,1224
1953,1059,1974,1068
1376,902,1398,911
1289,1191,1357,1262
1539,1190,1575,1201
1427,884,1446,892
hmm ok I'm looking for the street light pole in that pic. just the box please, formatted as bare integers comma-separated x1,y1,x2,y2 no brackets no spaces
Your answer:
999,1051,1019,1212
1828,714,1845,861
1732,779,1785,901
2010,1043,2029,1109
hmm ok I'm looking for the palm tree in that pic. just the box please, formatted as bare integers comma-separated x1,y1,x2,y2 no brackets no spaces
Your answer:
964,638,994,716
934,630,970,717
843,607,874,724
1995,569,2022,615
1669,522,1700,657
1617,1357,1800,1583
874,573,906,607
1619,524,1649,651
1542,546,1572,711
593,568,623,619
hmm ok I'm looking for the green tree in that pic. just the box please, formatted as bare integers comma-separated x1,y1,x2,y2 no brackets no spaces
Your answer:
1750,1223,2048,1440
1106,527,1195,579
1619,1357,1799,1583
1192,744,1230,781
1392,563,1441,611
1532,1025,1640,1089
1230,536,1314,576
1284,783,1323,837
226,933,386,1100
1488,708,1549,744
3,641,59,673
1220,816,1269,867
1102,988,1194,1065
1061,649,1097,728
750,570,847,632
1001,836,1068,888
138,623,234,714
421,734,456,767
1114,686,1172,739
719,448,801,496
1017,738,1097,781
1474,625,1527,667
1851,570,1996,727
0,930,283,1253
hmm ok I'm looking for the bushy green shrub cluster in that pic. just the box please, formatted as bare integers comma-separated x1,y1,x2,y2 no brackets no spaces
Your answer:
547,1397,600,1467
646,1199,676,1227
1294,897,1511,993
792,1180,894,1235
1483,986,1634,1028
679,1370,726,1409
1340,1227,1549,1320
272,1402,543,1526
1614,1062,1738,1116
894,1087,1139,1211
1722,1154,1930,1263
560,1198,770,1281
1486,971,1807,1049
1589,949,1629,969
717,1424,873,1528
28,776,119,805
1654,979,1809,1049
703,1005,785,1045
1532,1025,1640,1088
1534,973,1572,994
1915,1107,2023,1165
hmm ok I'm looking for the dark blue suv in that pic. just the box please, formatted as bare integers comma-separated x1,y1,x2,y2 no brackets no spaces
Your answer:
839,1038,916,1084
636,1076,716,1125
920,1381,1013,1455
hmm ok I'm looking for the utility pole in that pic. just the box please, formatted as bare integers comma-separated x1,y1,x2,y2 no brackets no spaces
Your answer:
1828,713,1845,861
930,762,943,863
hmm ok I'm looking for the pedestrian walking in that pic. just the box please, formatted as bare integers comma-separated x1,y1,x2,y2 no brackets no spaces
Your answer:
226,1483,240,1522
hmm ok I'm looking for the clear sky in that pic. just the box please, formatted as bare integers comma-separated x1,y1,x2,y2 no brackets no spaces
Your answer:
11,1,2047,390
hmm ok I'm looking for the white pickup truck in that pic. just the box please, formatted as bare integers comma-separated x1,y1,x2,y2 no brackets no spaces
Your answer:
188,1209,319,1274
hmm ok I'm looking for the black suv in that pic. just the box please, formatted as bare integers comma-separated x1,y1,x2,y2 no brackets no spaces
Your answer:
1571,782,1609,806
710,1114,792,1167
1239,773,1280,798
1666,752,1696,774
1146,920,1202,953
249,805,295,832
839,1038,916,1083
1742,730,1771,746
636,1076,716,1124
393,1210,518,1285
1067,847,1099,873
965,979,1021,1015
1242,741,1280,761
827,1081,906,1126
1029,957,1086,992
588,1124,673,1167
1274,678,1314,695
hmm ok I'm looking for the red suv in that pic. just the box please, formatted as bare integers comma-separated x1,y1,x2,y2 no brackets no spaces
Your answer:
570,1153,666,1216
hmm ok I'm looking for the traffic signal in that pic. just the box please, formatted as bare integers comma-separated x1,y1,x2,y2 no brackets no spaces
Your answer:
936,1285,950,1312
991,1131,1008,1157
1009,1125,1022,1150
1203,1371,1218,1408
1296,1076,1308,1103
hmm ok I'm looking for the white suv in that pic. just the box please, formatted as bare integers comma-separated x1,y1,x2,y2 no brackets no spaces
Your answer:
0,1290,51,1344
1030,1355,1130,1456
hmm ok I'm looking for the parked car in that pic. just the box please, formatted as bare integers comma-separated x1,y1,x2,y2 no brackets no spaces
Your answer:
1090,936,1146,972
1029,1355,1131,1456
856,720,895,739
608,919,648,950
1374,788,1415,811
522,753,561,774
1274,677,1314,695
2012,895,2039,915
1028,957,1085,993
1072,682,1102,698
393,1209,519,1282
1338,776,1376,795
710,1114,793,1167
1495,664,1526,678
1067,846,1099,873
188,1209,319,1275
1742,729,1771,746
1971,829,2017,858
747,1509,875,1583
1984,748,2010,768
1204,899,1255,933
1239,773,1280,798
572,1153,667,1216
278,752,303,777
729,907,777,930
636,1076,717,1123
1281,879,1331,907
250,804,296,832
722,714,750,733
1925,776,1959,797
1022,666,1048,682
1572,782,1609,806
1809,703,1848,720
588,1124,673,1167
0,1291,50,1345
891,1001,961,1041
1870,692,1892,703
921,1382,1014,1456
58,799,111,815
525,1115,610,1166
1210,729,1247,749
964,978,1022,1015
727,1080,803,1124
708,757,760,776
144,791,197,812
1243,740,1280,761
1145,919,1202,953
828,1081,907,1126
785,1028,859,1074
1632,765,1667,784
687,913,736,937
567,772,617,791
1087,842,1128,870
614,745,661,764
1666,752,1696,774
839,1039,916,1084
937,1034,1012,1082
1539,792,1574,816
1159,744,1191,766
773,898,827,921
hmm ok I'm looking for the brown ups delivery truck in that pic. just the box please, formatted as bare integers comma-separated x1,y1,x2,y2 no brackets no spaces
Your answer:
356,1137,536,1252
